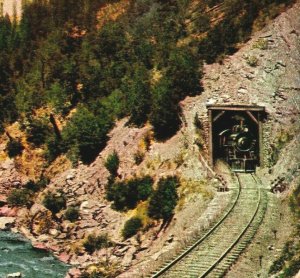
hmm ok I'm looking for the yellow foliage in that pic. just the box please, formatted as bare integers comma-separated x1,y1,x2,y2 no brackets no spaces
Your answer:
151,67,163,86
177,178,214,210
70,241,85,255
15,148,45,181
35,210,53,234
45,155,72,180
96,0,130,29
135,201,153,227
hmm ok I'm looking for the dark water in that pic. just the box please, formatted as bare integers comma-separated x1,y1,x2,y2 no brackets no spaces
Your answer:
0,231,70,278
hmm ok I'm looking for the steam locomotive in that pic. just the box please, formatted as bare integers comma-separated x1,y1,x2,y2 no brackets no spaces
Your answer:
218,120,258,172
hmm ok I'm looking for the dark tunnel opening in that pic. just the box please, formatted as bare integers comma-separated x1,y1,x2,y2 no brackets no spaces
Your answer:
212,110,260,172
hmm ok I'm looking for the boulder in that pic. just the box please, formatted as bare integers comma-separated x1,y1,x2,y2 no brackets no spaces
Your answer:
30,203,47,216
0,217,15,230
121,246,137,267
65,268,81,278
32,242,48,251
0,206,18,217
37,234,50,242
49,228,59,237
6,272,22,278
59,252,71,263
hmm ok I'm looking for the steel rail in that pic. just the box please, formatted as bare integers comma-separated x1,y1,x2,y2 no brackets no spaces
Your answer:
151,173,266,278
198,173,262,277
151,175,241,278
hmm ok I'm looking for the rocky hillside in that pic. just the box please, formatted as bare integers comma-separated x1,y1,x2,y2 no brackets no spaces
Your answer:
0,1,299,277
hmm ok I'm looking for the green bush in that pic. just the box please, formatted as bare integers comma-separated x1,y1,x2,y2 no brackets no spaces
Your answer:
6,139,24,158
106,176,153,211
269,241,295,275
25,117,51,147
7,189,33,207
43,191,66,214
45,134,65,162
25,177,49,192
290,183,300,216
148,176,179,220
65,206,79,222
122,217,143,239
83,234,111,254
104,151,120,177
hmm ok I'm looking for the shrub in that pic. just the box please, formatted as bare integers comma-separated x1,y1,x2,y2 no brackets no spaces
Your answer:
104,151,120,177
65,206,79,222
25,177,49,192
43,191,66,214
252,38,268,50
133,150,145,165
245,55,258,67
148,176,179,220
269,241,295,275
193,113,202,130
106,176,153,211
7,189,33,207
122,217,143,239
25,117,51,147
83,234,111,254
6,139,24,158
45,134,65,162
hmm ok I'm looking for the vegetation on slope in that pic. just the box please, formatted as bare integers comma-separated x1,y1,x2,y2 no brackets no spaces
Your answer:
269,181,300,277
0,0,294,165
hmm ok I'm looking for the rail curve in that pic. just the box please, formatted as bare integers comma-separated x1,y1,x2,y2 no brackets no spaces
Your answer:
150,173,267,278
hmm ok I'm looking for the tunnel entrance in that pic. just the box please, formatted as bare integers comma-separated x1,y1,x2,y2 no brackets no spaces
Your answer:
207,105,265,172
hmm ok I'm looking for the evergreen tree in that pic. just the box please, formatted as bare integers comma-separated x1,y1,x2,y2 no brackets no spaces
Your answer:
148,176,179,220
149,78,181,139
62,106,113,164
126,63,151,126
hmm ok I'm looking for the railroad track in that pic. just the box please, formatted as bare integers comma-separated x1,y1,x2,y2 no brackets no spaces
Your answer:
150,173,267,278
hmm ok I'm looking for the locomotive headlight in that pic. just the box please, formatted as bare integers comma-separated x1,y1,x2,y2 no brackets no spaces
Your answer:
237,136,252,151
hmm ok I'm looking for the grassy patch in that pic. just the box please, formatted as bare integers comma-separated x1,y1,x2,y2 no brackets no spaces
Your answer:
177,179,214,210
270,129,293,166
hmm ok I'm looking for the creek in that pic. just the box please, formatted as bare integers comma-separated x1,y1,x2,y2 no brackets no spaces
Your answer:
0,231,69,278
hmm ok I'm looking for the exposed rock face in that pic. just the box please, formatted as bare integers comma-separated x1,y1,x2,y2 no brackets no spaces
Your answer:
0,217,15,230
181,1,300,170
0,206,18,217
0,159,27,203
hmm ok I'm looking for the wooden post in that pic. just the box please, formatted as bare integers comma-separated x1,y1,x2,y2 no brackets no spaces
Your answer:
258,112,263,167
208,109,213,167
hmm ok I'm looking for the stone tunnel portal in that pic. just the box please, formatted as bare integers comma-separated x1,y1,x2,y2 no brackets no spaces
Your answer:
207,105,265,172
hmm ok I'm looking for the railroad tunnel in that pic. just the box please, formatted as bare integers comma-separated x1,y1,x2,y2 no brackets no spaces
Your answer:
207,105,265,172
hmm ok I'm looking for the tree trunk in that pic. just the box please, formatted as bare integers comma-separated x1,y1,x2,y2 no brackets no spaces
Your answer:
49,114,62,140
